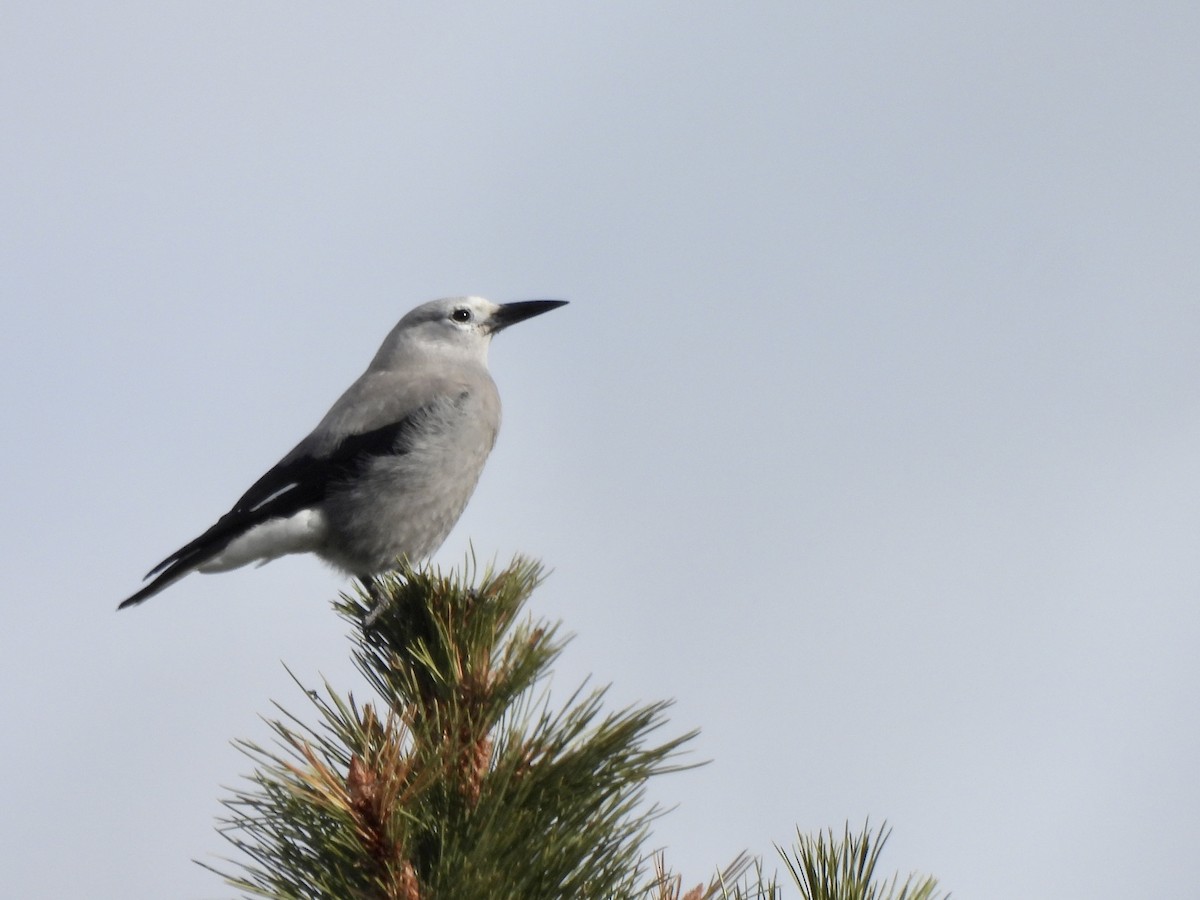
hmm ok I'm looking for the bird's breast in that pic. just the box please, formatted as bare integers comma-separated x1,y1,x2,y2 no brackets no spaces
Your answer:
317,387,500,573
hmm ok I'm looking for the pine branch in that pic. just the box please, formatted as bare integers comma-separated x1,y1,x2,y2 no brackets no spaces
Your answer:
777,821,942,900
197,556,941,899
203,556,726,900
715,822,943,900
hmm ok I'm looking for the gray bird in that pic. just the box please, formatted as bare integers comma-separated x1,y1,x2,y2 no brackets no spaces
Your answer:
119,296,566,609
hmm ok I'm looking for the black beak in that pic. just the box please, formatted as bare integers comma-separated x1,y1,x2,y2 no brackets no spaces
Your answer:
490,299,568,333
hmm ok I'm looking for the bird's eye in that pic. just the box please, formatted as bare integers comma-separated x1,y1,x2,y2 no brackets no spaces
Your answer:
451,308,472,323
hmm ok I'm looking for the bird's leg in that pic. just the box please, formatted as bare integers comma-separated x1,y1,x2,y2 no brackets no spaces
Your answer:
361,574,391,628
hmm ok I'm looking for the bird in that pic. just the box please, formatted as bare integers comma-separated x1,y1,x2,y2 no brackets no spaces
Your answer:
118,296,566,609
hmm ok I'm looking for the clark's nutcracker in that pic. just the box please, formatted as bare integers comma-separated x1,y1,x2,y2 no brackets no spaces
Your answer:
119,296,566,609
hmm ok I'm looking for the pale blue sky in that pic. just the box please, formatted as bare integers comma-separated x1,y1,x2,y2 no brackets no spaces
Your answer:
3,4,1198,898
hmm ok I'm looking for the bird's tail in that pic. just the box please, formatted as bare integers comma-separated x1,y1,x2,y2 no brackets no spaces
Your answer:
117,512,252,609
118,562,200,609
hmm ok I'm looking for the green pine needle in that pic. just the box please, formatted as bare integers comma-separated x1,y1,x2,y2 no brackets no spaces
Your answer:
198,556,943,900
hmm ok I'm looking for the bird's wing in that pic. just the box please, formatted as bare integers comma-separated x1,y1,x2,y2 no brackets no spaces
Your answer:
118,371,477,608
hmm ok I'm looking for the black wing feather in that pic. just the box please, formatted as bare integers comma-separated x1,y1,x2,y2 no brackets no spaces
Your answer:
117,412,431,609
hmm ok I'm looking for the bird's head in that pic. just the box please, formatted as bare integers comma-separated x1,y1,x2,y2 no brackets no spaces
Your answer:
374,297,568,368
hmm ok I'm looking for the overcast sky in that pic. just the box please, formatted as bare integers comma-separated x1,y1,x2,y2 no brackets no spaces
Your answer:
3,4,1198,898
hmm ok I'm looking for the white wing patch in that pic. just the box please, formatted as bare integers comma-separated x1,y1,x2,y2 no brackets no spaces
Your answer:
249,481,301,512
197,509,328,573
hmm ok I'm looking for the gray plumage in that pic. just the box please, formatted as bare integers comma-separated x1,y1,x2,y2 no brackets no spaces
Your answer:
119,296,566,609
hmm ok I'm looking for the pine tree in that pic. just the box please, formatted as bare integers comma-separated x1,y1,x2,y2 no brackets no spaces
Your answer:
205,556,943,899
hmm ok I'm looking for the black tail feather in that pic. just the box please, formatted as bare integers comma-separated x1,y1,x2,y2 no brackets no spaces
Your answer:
117,514,253,609
118,561,199,609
